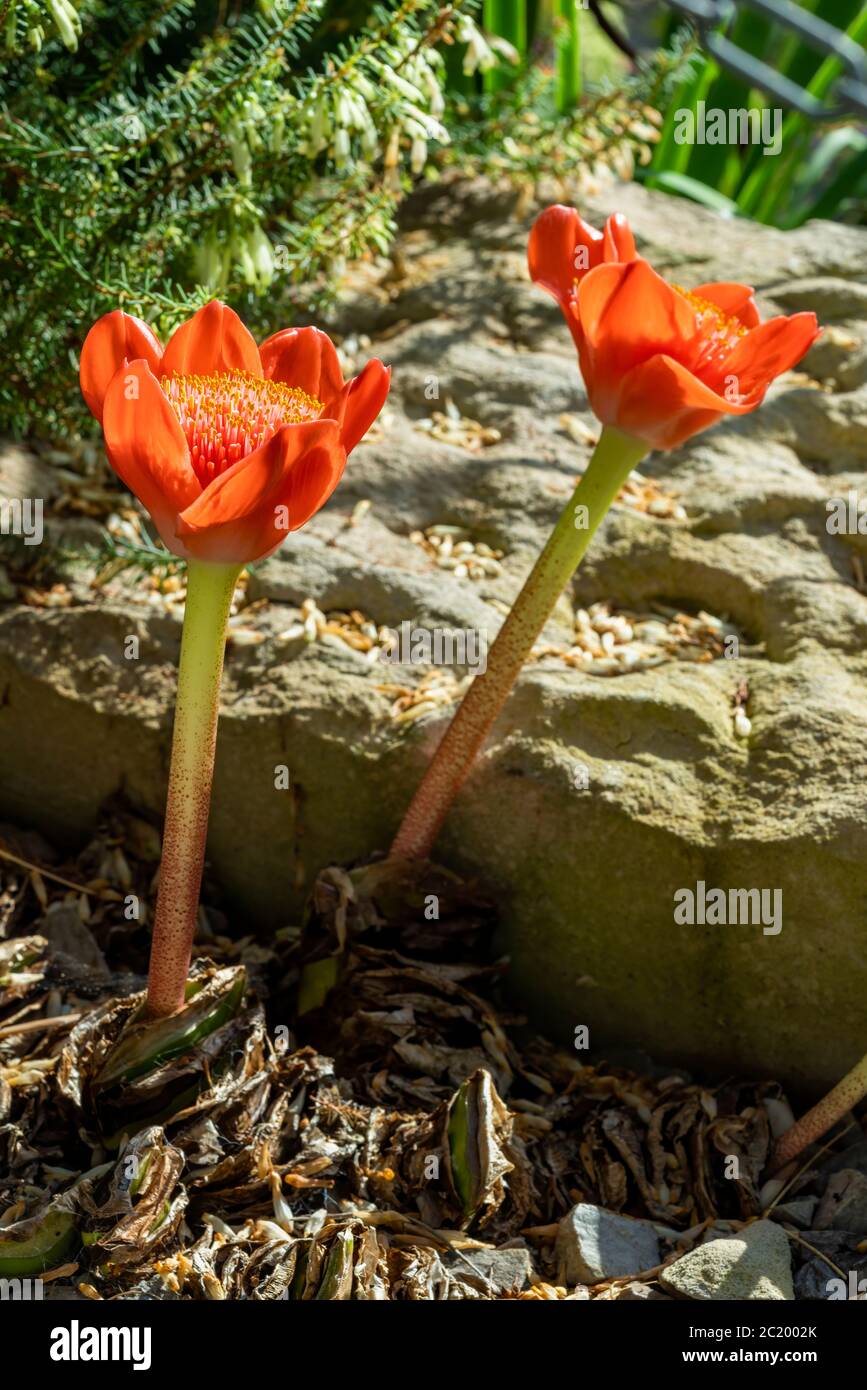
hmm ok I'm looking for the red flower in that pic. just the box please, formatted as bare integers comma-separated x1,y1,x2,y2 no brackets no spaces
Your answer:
80,301,390,563
529,205,820,451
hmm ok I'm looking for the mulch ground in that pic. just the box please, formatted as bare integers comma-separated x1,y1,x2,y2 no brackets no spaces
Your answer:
0,808,862,1300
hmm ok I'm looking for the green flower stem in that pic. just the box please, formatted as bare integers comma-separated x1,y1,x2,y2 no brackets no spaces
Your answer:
146,559,241,1018
390,425,648,862
772,1053,867,1172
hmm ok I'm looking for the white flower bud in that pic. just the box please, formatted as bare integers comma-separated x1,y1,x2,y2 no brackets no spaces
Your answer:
197,232,223,290
48,0,81,51
404,104,448,144
333,126,351,166
352,73,377,102
309,97,331,152
371,59,425,103
416,60,445,117
228,125,252,185
489,36,520,64
410,136,427,175
383,127,400,169
457,17,497,75
237,237,257,286
269,112,285,152
248,226,275,286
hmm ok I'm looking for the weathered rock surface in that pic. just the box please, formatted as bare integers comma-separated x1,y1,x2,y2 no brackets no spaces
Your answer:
556,1202,661,1284
2,178,867,1090
660,1221,794,1300
815,1169,867,1235
444,1243,534,1294
769,1196,818,1231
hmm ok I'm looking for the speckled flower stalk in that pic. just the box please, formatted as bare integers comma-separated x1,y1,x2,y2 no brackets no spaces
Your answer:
146,560,241,1017
772,1054,867,1171
390,425,648,861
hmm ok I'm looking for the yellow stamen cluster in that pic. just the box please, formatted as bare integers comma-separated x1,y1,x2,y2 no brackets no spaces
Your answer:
673,285,749,370
163,370,323,484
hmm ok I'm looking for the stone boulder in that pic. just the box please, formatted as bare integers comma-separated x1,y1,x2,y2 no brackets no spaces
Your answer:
1,179,866,1093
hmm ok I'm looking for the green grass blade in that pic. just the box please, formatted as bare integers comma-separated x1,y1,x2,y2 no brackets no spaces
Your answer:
555,0,582,110
649,55,708,175
736,7,867,221
483,0,529,93
782,131,867,227
643,168,740,215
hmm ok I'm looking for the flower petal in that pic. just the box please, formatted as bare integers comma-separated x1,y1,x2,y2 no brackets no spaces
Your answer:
602,212,636,263
528,204,604,303
175,419,345,564
693,281,761,330
102,360,201,552
577,259,697,409
160,301,262,379
713,313,820,397
612,353,761,451
80,312,163,423
329,359,391,455
259,326,345,402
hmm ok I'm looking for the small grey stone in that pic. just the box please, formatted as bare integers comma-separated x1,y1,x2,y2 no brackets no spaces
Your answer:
770,1196,819,1229
816,1169,867,1234
660,1221,794,1301
39,903,108,976
447,1244,534,1293
556,1204,660,1285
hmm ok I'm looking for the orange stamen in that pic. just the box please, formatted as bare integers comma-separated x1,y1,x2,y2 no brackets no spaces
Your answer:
163,370,323,486
673,285,748,371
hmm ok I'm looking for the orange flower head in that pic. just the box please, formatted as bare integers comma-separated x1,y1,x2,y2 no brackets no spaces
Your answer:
80,301,390,564
162,371,323,484
529,205,820,452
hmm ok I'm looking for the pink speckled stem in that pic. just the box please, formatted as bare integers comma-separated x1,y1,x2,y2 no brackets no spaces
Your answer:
772,1053,867,1171
390,426,648,862
146,560,241,1018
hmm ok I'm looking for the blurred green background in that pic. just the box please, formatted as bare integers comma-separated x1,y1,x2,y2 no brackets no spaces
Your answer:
1,0,864,439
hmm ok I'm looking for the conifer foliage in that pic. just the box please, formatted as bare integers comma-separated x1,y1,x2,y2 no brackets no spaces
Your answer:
1,0,680,439
1,0,483,436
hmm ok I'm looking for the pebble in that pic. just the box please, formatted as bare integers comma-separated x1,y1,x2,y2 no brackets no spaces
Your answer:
815,1169,867,1235
769,1196,819,1229
446,1245,534,1294
556,1204,661,1285
411,524,504,581
659,1221,794,1301
533,601,738,678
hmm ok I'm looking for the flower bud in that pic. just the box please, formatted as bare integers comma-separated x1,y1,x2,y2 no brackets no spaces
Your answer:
309,97,331,152
410,137,427,175
269,111,285,152
228,125,252,185
456,16,496,75
248,225,275,287
236,235,257,286
196,231,224,291
48,0,81,51
333,126,351,167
